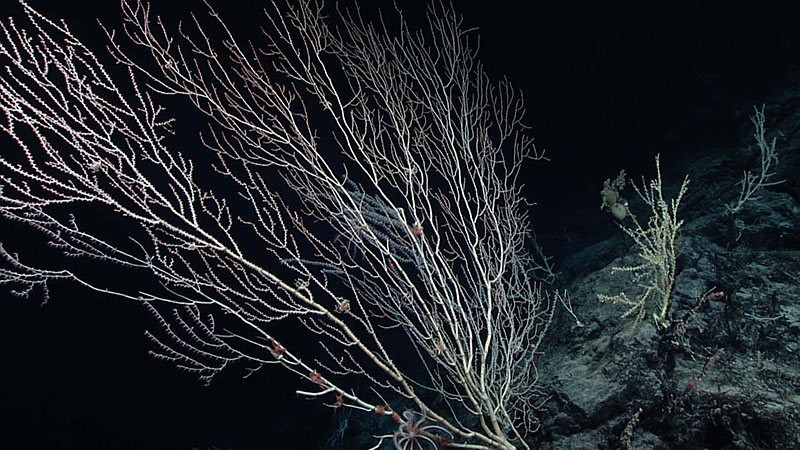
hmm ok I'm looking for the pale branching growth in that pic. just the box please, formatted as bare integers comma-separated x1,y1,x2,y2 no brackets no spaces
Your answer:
726,105,784,215
598,155,689,329
0,1,552,448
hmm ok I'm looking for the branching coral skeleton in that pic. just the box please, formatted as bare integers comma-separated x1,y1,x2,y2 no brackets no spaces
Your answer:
0,1,556,448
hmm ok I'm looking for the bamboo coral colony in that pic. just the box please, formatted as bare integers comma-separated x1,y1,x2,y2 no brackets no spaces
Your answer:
0,1,556,448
